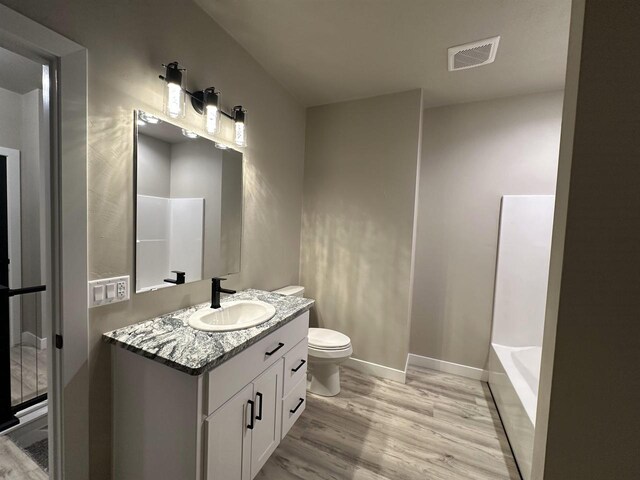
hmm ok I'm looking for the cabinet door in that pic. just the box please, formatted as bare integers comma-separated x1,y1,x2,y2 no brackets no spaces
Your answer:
205,383,254,480
250,359,283,478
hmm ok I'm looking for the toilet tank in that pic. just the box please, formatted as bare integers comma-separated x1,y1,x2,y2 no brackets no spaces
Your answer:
273,285,305,297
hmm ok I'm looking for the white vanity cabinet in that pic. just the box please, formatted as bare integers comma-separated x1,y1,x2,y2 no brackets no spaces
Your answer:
112,311,309,480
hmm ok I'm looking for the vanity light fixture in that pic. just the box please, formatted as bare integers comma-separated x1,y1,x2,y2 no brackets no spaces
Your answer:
159,62,186,118
160,61,248,146
181,128,199,139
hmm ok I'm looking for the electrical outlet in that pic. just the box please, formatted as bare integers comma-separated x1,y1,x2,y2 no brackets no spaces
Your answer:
89,275,130,308
117,281,126,298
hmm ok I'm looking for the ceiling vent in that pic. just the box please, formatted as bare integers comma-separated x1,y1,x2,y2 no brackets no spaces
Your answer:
448,36,500,71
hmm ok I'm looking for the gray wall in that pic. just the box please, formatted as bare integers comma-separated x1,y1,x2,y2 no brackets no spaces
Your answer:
534,0,640,477
0,1,307,477
0,86,21,149
410,91,564,369
0,85,23,344
19,89,45,337
170,140,223,276
220,149,243,273
137,133,171,197
301,89,422,371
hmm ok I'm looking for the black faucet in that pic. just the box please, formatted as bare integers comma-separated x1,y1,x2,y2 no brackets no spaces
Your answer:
211,277,236,309
164,270,186,285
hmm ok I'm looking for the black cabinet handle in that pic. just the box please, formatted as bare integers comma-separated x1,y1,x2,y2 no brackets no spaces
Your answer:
256,392,263,421
290,398,304,414
291,359,306,373
247,400,255,430
265,342,284,356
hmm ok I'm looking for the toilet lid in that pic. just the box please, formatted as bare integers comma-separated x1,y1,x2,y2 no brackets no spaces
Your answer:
308,328,351,350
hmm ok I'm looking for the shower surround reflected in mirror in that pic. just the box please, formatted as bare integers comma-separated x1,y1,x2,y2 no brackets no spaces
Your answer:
134,111,243,293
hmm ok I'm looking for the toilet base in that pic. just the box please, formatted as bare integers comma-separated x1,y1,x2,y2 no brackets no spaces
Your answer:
308,362,342,397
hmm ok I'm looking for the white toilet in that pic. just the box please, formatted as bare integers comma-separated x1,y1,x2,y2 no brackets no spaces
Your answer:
273,285,353,397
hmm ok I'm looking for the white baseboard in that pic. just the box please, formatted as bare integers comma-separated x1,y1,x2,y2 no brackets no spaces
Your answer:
344,357,406,384
407,353,489,381
21,331,47,350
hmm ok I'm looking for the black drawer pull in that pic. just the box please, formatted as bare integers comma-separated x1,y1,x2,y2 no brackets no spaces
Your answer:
256,392,263,421
247,400,255,430
290,398,304,414
291,359,306,373
265,342,284,356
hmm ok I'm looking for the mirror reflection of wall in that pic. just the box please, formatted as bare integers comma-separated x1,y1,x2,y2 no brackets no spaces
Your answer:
135,111,242,293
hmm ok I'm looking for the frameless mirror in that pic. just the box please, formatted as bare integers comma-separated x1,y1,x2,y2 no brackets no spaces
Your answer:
134,110,242,293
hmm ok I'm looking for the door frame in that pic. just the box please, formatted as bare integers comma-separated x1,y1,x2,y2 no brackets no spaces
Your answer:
0,5,89,480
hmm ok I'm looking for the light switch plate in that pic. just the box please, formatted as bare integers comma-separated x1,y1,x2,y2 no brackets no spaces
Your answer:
89,275,130,308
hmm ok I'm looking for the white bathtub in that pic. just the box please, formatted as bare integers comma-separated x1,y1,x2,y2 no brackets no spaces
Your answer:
490,344,541,479
493,344,541,423
489,196,554,480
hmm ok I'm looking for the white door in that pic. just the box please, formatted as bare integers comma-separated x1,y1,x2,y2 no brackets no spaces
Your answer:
250,359,283,478
205,383,254,480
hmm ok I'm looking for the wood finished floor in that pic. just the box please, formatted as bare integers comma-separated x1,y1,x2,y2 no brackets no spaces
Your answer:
258,366,520,480
0,436,47,480
9,346,47,406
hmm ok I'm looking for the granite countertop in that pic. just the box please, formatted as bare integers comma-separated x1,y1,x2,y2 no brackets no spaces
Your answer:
102,289,314,376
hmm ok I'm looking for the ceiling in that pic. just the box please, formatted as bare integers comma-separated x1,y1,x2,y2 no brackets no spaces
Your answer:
0,46,42,95
195,0,572,108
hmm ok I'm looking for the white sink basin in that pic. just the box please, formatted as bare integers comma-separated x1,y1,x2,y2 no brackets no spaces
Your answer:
188,300,276,332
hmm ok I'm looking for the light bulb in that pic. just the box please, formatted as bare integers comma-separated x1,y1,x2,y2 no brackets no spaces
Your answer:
232,106,247,147
166,83,183,118
234,122,246,147
139,112,160,124
161,62,185,118
181,128,198,139
206,105,220,134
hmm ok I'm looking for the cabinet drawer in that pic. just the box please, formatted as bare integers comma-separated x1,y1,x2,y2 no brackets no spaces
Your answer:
283,338,308,396
281,376,307,440
206,311,309,415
